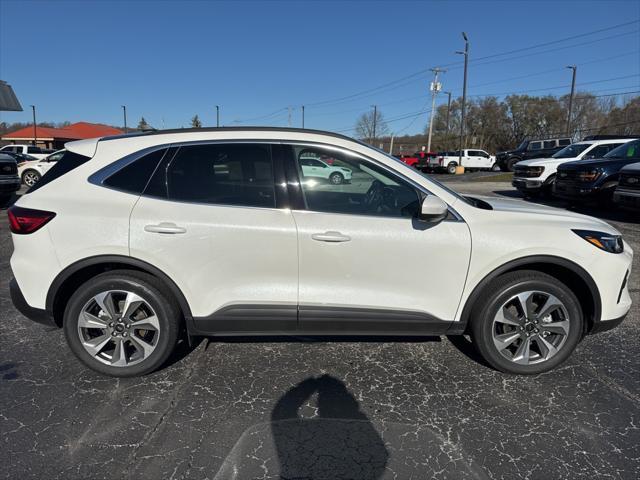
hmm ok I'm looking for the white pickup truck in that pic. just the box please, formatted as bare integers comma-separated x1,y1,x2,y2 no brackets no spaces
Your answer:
0,144,50,160
429,149,500,174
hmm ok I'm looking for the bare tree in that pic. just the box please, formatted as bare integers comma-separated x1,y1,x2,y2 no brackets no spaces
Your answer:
190,115,202,128
355,110,389,143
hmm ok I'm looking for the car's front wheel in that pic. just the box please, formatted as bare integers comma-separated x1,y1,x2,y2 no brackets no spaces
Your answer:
22,170,41,187
471,270,583,374
329,172,344,185
63,271,181,377
447,163,458,174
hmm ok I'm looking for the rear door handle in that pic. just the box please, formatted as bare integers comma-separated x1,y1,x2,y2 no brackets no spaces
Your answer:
144,222,187,234
311,231,351,243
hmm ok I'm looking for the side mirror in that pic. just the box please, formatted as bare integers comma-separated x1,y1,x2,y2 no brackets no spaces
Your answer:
419,195,448,223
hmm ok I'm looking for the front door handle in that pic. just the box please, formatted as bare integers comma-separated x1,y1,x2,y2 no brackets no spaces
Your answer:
311,231,351,243
144,222,187,234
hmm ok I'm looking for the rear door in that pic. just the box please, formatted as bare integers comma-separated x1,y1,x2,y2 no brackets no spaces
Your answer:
129,142,299,333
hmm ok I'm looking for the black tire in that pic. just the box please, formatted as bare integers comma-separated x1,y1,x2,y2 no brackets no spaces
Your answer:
21,169,41,187
470,270,583,375
491,163,501,172
329,172,344,185
506,158,520,172
63,270,181,377
447,163,457,174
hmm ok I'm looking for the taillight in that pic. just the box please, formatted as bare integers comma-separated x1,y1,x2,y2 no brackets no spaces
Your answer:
7,206,56,234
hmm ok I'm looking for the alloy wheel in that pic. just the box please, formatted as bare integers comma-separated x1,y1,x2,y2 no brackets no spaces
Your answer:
491,290,570,365
23,171,40,186
77,290,160,367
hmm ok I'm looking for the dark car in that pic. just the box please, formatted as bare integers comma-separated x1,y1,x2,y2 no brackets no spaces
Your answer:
554,139,640,204
496,137,572,172
0,153,21,206
613,161,640,209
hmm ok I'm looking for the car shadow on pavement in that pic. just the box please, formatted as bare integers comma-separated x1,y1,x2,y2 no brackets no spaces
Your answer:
493,189,640,224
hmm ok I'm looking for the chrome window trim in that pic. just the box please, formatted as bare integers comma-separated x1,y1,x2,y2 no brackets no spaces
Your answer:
89,138,464,222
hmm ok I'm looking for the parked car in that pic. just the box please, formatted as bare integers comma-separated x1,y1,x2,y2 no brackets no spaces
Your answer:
0,153,21,206
496,137,572,172
8,128,632,377
613,162,640,209
3,151,39,165
299,154,352,184
554,139,640,204
432,149,499,174
18,149,65,187
512,138,632,197
0,144,49,160
395,153,419,168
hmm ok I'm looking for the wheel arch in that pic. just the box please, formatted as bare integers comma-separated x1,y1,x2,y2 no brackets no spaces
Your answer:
46,255,193,328
456,255,601,335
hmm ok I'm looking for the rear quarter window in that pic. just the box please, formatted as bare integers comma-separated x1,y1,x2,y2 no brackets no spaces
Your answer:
27,151,91,193
103,148,168,194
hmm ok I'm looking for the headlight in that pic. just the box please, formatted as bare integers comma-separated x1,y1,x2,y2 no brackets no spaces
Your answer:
518,166,544,177
578,170,601,182
573,229,623,253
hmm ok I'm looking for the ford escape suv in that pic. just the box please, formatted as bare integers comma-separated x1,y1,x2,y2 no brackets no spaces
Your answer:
8,128,633,377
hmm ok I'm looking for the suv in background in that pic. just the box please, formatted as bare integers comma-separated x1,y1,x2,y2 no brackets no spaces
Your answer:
613,162,640,209
0,144,50,160
512,138,632,197
554,139,640,204
497,137,572,172
18,149,66,187
8,128,632,377
0,153,21,206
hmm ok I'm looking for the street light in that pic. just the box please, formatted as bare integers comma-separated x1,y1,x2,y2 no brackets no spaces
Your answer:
30,105,37,146
121,105,128,133
566,65,577,136
216,105,220,127
455,32,469,166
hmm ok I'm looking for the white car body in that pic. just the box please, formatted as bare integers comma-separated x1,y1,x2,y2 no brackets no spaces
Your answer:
434,149,497,171
8,128,633,375
18,149,65,186
512,139,636,192
0,144,48,160
300,157,352,183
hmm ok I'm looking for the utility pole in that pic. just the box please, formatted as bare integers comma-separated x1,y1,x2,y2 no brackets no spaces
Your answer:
566,65,577,136
216,105,220,127
426,68,445,153
456,32,469,166
121,105,128,133
302,105,305,128
371,105,377,144
444,91,452,149
288,106,292,127
30,105,37,146
389,134,395,154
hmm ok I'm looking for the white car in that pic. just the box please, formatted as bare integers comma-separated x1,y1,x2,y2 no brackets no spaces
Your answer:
8,128,632,377
0,144,49,160
300,154,352,184
18,149,65,187
512,138,634,196
432,149,500,174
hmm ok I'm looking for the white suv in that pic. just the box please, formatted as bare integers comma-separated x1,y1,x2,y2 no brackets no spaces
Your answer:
512,138,634,196
8,128,633,377
18,149,66,187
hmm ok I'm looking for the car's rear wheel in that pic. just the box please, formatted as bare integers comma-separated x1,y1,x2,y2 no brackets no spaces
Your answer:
63,271,181,377
471,270,583,374
329,172,344,185
491,163,501,172
22,170,41,187
447,163,457,174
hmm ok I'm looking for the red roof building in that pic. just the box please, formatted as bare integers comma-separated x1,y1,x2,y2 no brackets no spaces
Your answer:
1,122,123,149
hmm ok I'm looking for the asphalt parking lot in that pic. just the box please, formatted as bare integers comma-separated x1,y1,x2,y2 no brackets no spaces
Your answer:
1,179,639,480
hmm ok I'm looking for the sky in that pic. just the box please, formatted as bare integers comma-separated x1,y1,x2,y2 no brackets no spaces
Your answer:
0,0,639,135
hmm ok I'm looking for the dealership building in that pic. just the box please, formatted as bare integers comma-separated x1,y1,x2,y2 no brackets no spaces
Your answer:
1,122,123,150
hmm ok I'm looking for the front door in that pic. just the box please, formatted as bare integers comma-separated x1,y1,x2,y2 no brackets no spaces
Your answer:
287,144,472,334
129,142,299,333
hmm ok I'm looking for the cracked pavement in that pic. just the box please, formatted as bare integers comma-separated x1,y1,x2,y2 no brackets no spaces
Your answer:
1,181,639,479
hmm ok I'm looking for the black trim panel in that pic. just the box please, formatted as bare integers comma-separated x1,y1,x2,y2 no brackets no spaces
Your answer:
590,313,627,334
299,305,453,335
454,255,602,335
10,278,56,327
191,304,298,335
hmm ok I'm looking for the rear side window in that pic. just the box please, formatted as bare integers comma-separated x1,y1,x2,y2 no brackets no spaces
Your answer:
528,142,542,150
559,138,571,146
103,148,167,194
145,143,276,208
27,146,42,154
27,151,91,193
543,140,556,149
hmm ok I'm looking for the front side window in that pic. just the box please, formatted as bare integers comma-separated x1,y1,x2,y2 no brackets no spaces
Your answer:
148,143,276,208
543,140,556,149
585,144,622,159
528,142,542,151
294,146,420,218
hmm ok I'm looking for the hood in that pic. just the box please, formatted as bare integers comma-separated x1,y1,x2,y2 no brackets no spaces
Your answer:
468,195,617,231
517,157,563,167
559,157,635,171
621,161,640,173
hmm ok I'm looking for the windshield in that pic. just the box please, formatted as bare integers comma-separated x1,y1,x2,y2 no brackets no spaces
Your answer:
552,143,591,158
604,139,640,159
516,140,528,150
